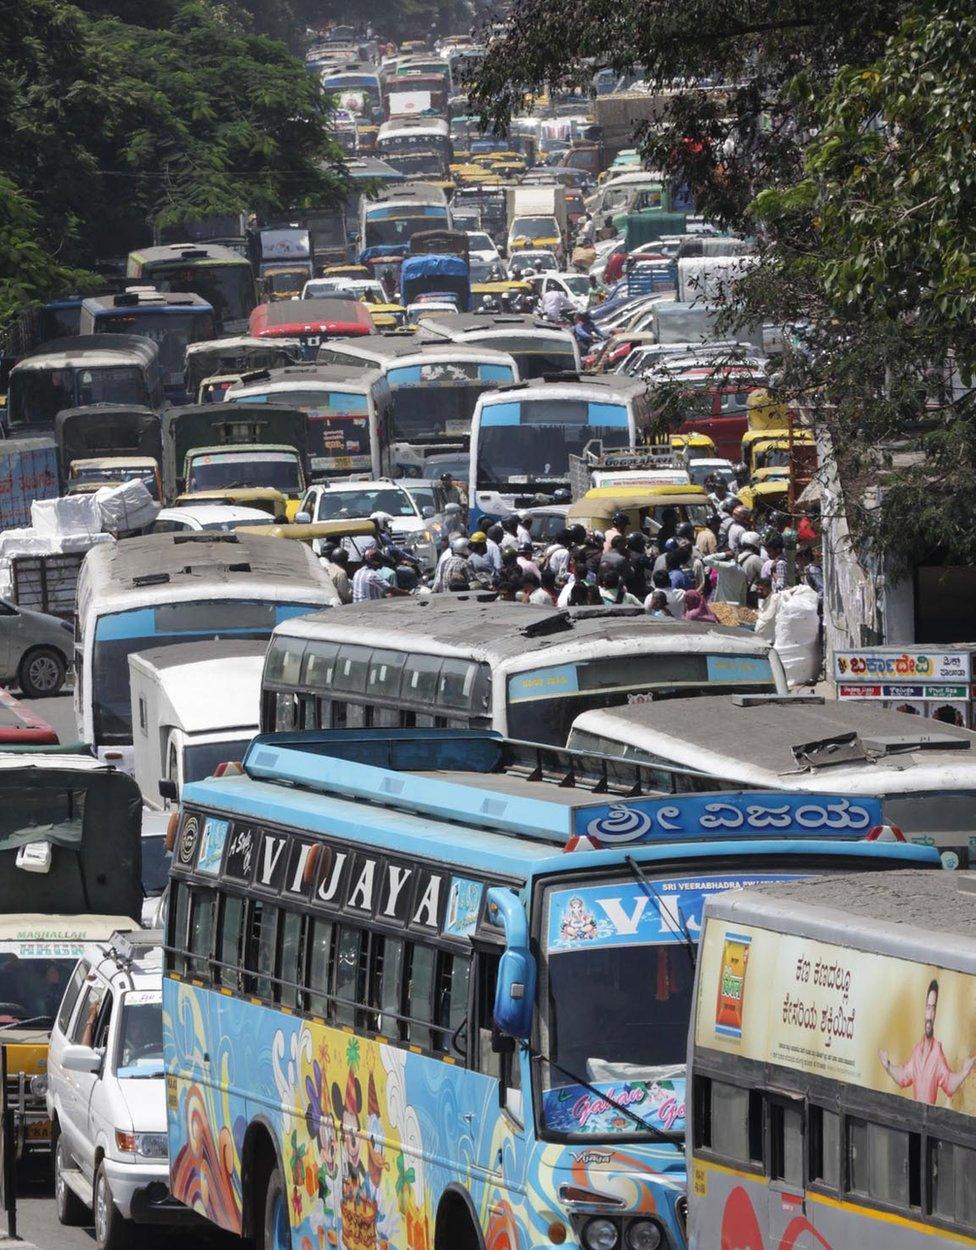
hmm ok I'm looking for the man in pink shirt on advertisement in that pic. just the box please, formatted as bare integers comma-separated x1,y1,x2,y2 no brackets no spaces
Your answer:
880,979,976,1104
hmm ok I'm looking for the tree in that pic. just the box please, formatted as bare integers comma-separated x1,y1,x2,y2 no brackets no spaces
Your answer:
473,0,908,227
731,5,976,565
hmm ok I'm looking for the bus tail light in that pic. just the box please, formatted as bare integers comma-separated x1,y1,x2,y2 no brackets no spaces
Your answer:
164,812,180,853
865,823,906,842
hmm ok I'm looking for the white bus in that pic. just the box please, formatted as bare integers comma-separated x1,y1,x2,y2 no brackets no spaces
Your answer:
469,373,654,525
416,311,581,379
316,337,519,474
260,597,787,744
689,870,971,1250
224,363,393,477
376,116,451,180
567,693,976,866
74,532,339,767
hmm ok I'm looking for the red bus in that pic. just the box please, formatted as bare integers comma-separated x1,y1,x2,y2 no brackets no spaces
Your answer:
248,298,373,359
0,687,59,745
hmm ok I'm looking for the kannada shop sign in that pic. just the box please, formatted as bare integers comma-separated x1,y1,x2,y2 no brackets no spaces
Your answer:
696,922,976,1116
834,649,972,684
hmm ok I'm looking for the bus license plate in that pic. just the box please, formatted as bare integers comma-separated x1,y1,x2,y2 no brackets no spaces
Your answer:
27,1120,51,1141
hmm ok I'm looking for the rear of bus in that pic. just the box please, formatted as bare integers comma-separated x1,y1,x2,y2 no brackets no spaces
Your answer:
225,368,388,478
127,245,257,336
470,380,637,525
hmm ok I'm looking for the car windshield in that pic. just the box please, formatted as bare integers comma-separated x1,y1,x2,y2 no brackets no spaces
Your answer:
186,452,301,493
468,233,494,251
71,464,158,498
115,997,163,1077
0,956,77,1025
561,275,589,295
316,487,417,520
183,737,254,783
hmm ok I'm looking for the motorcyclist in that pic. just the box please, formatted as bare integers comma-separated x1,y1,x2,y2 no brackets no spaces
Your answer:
541,286,573,323
571,308,604,350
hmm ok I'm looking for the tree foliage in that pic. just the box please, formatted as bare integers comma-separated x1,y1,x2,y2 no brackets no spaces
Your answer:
0,0,348,330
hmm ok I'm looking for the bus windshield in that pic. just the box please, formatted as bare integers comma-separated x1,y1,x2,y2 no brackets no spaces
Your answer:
234,392,371,464
183,737,254,783
93,311,215,385
467,336,575,380
70,463,159,498
476,399,630,486
151,264,255,327
92,601,317,742
540,872,797,1140
186,451,301,494
511,216,560,240
388,362,514,442
384,152,446,178
0,955,78,1024
364,213,448,248
9,366,149,429
507,653,776,745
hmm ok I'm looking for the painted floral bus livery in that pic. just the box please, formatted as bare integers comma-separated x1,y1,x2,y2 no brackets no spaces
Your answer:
163,730,939,1250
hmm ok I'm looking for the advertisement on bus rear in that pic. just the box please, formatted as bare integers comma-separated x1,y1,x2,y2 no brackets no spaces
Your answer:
696,922,976,1115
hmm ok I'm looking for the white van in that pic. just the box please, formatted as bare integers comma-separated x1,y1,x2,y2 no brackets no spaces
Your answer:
128,639,264,809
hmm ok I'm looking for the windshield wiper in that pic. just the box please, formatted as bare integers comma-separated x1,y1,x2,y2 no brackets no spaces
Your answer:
529,1042,679,1144
625,854,697,970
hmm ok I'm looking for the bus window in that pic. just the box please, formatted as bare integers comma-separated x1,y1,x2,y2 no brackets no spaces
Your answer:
274,692,300,732
187,890,214,979
768,1097,803,1187
248,901,277,1001
808,1105,840,1189
304,640,340,688
695,1076,763,1166
402,653,442,703
266,637,305,685
169,880,189,975
333,645,370,695
366,650,406,699
334,926,369,1028
277,910,304,1010
847,1118,921,1209
405,943,435,1051
217,894,245,991
434,952,470,1057
372,936,405,1039
307,919,334,1019
931,1138,976,1227
437,659,482,711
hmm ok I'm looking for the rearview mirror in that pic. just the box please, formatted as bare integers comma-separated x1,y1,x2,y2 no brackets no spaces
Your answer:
61,1045,101,1075
294,511,312,525
158,779,178,802
486,887,536,1040
422,506,435,519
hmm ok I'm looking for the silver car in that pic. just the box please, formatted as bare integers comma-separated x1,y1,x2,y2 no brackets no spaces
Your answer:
0,598,73,697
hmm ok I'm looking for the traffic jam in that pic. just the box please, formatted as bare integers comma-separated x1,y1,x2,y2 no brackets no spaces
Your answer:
0,10,972,1250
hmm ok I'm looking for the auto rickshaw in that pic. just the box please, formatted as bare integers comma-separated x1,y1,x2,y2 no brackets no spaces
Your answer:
173,487,290,521
740,427,815,479
670,432,718,460
321,263,370,280
470,279,532,311
368,302,409,330
736,478,789,517
568,484,712,538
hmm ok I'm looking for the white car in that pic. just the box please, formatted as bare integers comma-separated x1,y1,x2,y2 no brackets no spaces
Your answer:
507,249,558,276
297,479,437,570
465,230,500,270
149,504,276,533
48,932,192,1249
529,272,591,312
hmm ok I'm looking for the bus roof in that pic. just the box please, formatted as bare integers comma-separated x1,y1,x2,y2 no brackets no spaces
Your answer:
378,117,449,139
704,870,976,972
272,598,774,668
128,243,250,268
181,730,937,884
416,312,577,343
229,364,384,396
78,531,338,617
570,695,976,796
249,299,373,337
12,334,160,371
83,290,214,314
318,336,518,371
480,373,649,404
366,182,448,206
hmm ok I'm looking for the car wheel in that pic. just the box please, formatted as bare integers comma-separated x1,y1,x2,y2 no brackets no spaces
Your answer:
94,1160,132,1250
54,1131,88,1226
18,646,66,698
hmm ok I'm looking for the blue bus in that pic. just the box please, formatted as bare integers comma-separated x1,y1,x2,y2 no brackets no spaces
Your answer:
162,730,938,1250
80,289,216,402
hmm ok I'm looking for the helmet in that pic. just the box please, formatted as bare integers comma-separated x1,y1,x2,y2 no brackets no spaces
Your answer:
739,531,761,550
370,511,392,530
440,472,454,482
625,531,646,551
470,530,488,543
675,521,695,540
444,502,461,514
450,537,470,554
611,510,629,528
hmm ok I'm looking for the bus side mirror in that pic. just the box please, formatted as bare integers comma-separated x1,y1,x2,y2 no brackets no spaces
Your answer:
295,511,312,525
158,779,178,802
487,887,536,1041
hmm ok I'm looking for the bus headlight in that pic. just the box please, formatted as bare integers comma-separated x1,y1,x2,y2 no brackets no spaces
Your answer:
626,1220,661,1250
583,1218,619,1250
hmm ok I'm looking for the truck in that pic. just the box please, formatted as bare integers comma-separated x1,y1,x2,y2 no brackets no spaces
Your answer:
0,753,142,1158
0,439,59,531
505,183,568,256
128,639,264,810
159,403,311,507
676,254,759,304
54,405,162,496
250,226,314,302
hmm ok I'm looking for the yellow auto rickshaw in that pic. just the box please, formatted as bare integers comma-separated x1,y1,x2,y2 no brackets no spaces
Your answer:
321,263,370,280
740,428,815,478
669,432,718,459
174,487,290,522
736,478,790,516
368,302,409,331
568,484,712,537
